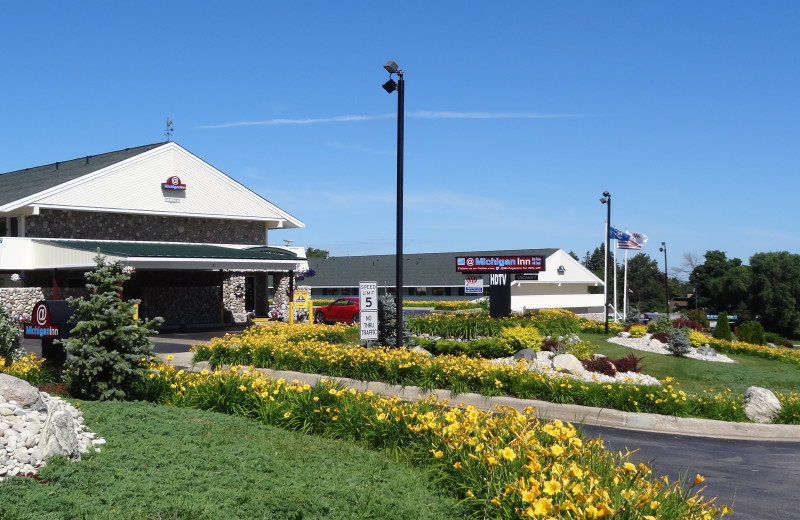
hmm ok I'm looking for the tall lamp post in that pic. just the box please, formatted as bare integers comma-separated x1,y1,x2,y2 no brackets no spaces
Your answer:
600,191,611,334
382,61,404,349
659,242,669,314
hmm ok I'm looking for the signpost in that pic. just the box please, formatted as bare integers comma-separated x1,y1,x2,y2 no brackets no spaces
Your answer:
464,276,484,294
359,281,378,341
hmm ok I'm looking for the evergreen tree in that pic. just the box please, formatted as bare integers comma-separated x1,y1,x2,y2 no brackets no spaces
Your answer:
713,311,732,341
63,253,164,400
666,328,691,357
376,295,412,348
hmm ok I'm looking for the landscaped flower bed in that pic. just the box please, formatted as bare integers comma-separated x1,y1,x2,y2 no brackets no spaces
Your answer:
190,323,764,422
142,363,731,519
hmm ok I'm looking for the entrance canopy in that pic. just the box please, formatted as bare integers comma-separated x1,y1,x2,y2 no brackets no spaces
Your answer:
0,238,308,271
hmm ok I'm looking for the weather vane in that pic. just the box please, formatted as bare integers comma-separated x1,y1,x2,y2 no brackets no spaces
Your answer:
165,118,174,141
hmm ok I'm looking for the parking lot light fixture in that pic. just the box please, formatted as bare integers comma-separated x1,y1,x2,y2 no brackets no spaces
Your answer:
382,60,404,349
600,191,611,334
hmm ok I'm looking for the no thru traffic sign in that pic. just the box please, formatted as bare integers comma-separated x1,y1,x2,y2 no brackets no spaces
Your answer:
359,281,378,340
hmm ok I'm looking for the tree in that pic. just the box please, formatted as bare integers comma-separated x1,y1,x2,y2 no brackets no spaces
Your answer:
748,251,800,337
305,247,330,259
376,295,412,348
625,253,667,312
689,250,750,316
583,244,616,295
63,253,164,400
713,311,732,341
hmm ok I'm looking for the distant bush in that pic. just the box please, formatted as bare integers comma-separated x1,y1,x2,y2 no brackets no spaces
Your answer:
648,315,674,334
765,332,790,346
672,317,706,332
738,321,766,345
682,309,710,329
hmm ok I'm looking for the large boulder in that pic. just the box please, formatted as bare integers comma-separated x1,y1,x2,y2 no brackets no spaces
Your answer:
552,354,585,376
743,386,781,424
40,401,81,461
0,374,46,412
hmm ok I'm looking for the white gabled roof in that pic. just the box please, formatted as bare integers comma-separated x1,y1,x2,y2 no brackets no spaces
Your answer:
2,142,304,229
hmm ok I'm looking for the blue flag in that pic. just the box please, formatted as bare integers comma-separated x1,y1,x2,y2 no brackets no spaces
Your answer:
609,227,625,240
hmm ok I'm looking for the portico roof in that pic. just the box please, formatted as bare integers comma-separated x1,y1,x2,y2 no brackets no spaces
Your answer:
0,238,308,272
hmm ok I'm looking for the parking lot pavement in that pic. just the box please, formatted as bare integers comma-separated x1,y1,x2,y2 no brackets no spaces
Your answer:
20,324,246,359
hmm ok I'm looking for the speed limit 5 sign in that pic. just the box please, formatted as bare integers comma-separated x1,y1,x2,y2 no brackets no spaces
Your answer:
359,281,378,340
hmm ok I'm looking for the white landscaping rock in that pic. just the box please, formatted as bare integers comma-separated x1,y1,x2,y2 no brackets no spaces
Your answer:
552,354,585,376
743,386,782,424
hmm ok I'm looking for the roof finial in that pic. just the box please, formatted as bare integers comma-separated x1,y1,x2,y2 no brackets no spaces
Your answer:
165,118,174,141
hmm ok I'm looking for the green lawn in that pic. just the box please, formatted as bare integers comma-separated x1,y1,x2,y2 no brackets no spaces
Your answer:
0,401,463,520
581,332,800,396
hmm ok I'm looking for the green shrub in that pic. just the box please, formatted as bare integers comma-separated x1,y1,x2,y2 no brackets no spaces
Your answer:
666,328,692,357
738,321,766,345
0,307,22,362
628,324,647,338
648,315,674,334
683,309,710,329
713,312,732,341
765,332,791,345
63,253,164,400
415,337,511,358
499,324,543,353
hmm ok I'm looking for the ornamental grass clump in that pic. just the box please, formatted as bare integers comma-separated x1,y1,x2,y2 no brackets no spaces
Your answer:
141,364,731,519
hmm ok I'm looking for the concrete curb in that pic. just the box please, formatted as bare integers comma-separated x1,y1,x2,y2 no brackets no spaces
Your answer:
157,353,800,442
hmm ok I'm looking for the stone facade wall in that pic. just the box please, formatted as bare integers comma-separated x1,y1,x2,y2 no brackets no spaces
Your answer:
222,275,247,323
139,286,221,326
273,274,291,319
0,287,88,318
25,209,266,245
0,288,45,318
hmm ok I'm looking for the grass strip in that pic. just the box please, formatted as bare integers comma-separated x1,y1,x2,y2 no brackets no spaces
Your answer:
0,400,462,520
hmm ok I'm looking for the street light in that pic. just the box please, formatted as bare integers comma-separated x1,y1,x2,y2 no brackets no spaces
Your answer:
600,191,611,334
382,60,404,349
659,242,669,314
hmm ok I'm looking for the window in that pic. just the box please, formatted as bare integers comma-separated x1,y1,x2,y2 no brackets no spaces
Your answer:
414,287,427,296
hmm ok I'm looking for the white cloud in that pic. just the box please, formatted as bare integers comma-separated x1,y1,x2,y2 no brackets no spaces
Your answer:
198,111,588,129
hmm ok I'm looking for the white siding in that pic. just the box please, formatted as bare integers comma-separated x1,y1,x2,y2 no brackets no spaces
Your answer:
30,143,303,226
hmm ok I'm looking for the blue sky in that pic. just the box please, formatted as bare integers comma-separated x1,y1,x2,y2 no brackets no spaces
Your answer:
2,2,798,272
